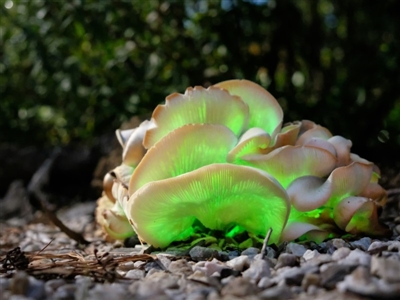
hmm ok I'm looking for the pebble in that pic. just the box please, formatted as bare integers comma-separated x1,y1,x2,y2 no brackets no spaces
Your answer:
302,249,320,261
168,259,194,276
320,264,357,289
189,246,219,261
226,255,251,271
301,273,320,290
220,277,259,297
54,284,76,300
241,247,260,258
242,259,271,283
275,253,298,268
257,284,293,300
332,247,351,261
285,243,307,257
341,248,371,267
10,271,29,295
370,256,400,283
125,269,145,280
337,266,400,299
26,277,45,300
350,237,372,251
193,259,226,277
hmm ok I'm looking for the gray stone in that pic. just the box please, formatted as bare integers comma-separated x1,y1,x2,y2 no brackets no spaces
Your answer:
242,259,271,283
301,273,320,291
168,259,194,276
258,284,293,300
341,249,371,267
88,283,129,299
285,243,307,257
370,256,400,283
350,237,372,251
125,269,145,280
302,249,320,261
54,284,77,300
44,279,66,297
10,271,29,296
332,247,351,261
187,270,221,288
320,264,357,289
189,246,219,261
275,253,298,269
193,259,226,277
226,255,251,271
26,277,46,300
241,247,260,258
337,266,400,299
221,277,259,297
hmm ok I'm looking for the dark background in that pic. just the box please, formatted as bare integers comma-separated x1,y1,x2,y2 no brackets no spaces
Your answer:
1,0,399,202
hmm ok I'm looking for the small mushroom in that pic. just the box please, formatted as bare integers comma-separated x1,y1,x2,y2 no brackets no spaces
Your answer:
126,163,290,248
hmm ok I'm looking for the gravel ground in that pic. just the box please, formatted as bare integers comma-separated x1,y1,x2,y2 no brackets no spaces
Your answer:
1,191,400,300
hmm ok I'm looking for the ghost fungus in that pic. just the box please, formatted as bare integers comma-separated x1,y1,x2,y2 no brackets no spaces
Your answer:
95,79,389,246
126,164,290,248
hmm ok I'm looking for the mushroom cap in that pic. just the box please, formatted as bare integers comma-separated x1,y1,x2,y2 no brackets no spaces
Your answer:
118,120,155,167
235,145,337,188
143,86,249,148
214,79,283,137
126,163,290,248
128,124,238,196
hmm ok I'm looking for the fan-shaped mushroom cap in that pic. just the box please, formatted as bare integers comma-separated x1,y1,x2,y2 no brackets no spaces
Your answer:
129,124,238,195
126,163,290,248
236,145,336,188
281,222,329,242
334,196,390,236
118,120,155,167
287,161,373,212
143,86,248,149
227,127,271,163
296,121,332,145
96,195,135,240
214,79,283,137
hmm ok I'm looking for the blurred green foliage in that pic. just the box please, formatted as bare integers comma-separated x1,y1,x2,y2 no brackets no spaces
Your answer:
1,0,399,161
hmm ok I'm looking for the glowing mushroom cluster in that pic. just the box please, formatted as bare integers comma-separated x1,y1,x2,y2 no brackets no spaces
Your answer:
96,80,389,248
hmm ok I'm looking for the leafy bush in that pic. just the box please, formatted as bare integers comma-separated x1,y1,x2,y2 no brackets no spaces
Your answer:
1,0,399,162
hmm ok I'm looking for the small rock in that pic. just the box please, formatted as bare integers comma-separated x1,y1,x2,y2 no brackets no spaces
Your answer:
193,259,226,277
395,224,400,235
320,264,357,289
275,253,298,269
371,256,400,283
133,260,146,268
241,247,260,258
54,284,77,300
258,277,273,289
329,238,348,249
263,246,277,259
10,271,29,296
258,284,293,300
125,269,145,280
156,254,172,269
368,241,389,253
285,243,307,257
302,249,320,261
221,277,259,297
341,249,371,267
332,247,351,261
89,283,129,299
144,261,164,272
242,259,271,283
168,259,194,276
187,270,221,287
301,273,320,291
337,266,400,298
226,255,251,271
189,246,219,262
280,265,318,286
26,277,45,300
350,237,371,251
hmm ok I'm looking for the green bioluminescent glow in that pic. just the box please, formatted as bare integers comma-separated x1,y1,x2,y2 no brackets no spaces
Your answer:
96,79,388,248
127,164,290,248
